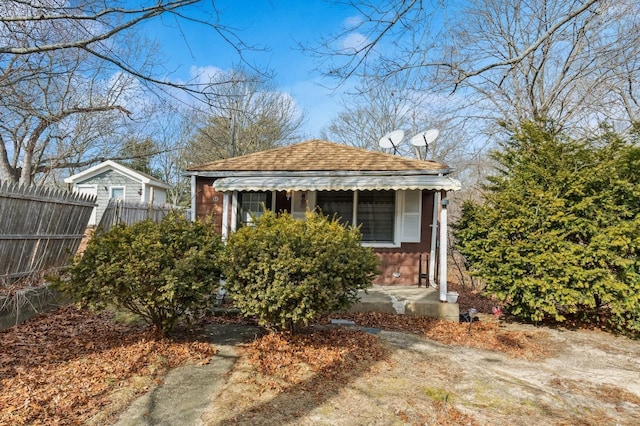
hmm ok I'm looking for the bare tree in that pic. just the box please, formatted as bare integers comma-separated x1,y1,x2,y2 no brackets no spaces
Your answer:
0,46,140,186
0,0,264,186
0,0,257,95
323,76,414,152
151,109,198,206
311,0,640,133
322,74,484,188
187,68,305,164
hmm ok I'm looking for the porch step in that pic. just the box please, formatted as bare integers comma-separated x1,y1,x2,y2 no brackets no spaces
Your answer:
351,285,459,322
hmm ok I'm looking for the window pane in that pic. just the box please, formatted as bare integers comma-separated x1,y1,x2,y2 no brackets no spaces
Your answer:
239,192,270,226
316,190,353,226
357,190,395,242
111,187,124,200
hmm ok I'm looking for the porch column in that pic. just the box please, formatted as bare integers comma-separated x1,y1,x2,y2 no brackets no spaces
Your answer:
190,175,196,222
222,192,230,240
231,191,238,232
439,198,449,302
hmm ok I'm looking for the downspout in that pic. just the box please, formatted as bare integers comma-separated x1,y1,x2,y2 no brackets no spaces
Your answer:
428,191,440,288
439,197,449,302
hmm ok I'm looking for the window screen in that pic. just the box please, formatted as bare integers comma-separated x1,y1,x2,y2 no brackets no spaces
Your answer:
316,190,353,226
357,190,395,242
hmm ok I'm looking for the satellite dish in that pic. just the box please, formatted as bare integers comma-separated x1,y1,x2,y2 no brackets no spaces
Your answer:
410,128,439,147
379,130,404,154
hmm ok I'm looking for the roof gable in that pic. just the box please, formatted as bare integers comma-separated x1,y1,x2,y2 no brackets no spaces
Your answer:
64,160,171,189
186,140,451,174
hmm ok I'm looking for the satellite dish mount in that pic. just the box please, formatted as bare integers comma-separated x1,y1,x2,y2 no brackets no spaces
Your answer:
410,128,439,160
378,130,405,155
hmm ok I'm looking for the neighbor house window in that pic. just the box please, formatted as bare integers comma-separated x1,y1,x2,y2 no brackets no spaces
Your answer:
238,191,272,226
110,186,125,200
317,190,396,243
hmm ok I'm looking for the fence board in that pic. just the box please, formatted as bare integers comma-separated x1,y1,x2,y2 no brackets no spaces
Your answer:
0,181,96,283
98,199,191,232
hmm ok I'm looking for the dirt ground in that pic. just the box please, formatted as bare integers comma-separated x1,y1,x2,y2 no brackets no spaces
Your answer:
203,321,640,426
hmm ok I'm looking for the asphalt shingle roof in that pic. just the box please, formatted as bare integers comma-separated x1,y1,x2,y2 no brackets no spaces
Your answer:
186,140,449,173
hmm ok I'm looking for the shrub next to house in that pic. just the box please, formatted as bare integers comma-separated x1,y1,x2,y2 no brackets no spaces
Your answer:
55,212,224,337
223,210,380,332
454,122,640,336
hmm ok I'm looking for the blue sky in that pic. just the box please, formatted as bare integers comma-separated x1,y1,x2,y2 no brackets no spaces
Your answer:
140,0,362,138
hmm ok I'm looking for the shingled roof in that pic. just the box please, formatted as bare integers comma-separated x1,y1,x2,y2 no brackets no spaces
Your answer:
186,140,449,173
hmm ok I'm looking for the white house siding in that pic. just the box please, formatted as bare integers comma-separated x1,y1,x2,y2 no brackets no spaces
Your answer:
78,170,142,225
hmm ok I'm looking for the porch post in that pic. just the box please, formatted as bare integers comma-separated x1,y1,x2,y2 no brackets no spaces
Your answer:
231,191,238,232
439,197,449,302
428,191,440,287
190,175,196,222
222,192,230,240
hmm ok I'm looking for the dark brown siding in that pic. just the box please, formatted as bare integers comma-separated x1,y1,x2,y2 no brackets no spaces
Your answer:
195,177,225,234
372,191,437,285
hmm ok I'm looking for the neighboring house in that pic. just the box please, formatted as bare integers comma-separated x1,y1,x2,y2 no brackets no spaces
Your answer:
184,140,461,296
64,160,171,226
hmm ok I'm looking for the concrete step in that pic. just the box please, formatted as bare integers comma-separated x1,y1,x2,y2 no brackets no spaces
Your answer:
351,285,459,322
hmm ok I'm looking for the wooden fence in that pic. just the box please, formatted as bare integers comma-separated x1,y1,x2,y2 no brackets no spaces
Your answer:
0,181,97,283
98,198,191,231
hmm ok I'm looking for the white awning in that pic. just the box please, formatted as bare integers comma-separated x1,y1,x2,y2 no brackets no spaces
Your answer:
213,175,461,192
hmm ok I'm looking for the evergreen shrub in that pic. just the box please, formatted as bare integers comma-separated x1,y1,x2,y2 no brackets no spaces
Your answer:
454,123,640,335
222,210,379,332
54,212,224,336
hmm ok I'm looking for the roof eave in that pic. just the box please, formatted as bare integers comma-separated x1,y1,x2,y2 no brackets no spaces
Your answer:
183,168,454,178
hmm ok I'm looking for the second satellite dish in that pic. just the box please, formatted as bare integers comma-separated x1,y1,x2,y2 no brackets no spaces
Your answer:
379,130,405,154
410,128,439,147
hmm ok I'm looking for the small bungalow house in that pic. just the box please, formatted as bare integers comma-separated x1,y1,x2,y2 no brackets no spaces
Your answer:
64,160,171,226
184,140,461,299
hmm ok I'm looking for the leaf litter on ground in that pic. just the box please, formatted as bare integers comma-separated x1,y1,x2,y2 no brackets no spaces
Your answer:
1,302,550,425
0,306,216,425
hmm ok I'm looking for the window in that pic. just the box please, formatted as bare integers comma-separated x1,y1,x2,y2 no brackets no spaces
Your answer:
357,190,395,242
317,190,353,226
110,186,125,200
317,190,395,243
238,191,271,226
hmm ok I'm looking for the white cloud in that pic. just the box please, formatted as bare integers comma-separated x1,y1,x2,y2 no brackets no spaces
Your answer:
188,65,224,85
343,15,363,28
340,32,369,53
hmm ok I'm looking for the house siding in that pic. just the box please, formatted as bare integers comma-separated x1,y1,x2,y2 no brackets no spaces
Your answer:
195,177,225,233
76,170,141,225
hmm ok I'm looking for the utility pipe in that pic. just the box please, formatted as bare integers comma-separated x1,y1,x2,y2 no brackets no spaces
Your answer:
190,175,196,222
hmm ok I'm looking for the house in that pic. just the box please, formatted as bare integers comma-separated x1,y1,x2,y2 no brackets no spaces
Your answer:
184,140,461,299
64,160,171,226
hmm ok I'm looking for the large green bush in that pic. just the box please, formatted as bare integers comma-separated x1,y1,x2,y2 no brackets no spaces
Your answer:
454,123,640,335
55,213,224,337
222,210,380,332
